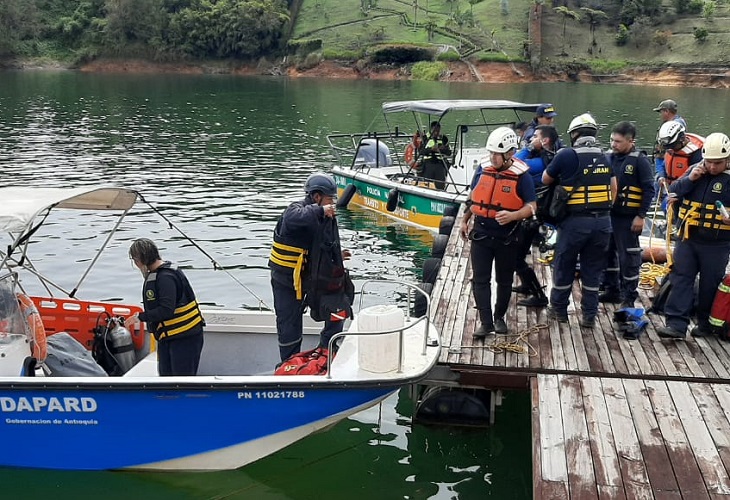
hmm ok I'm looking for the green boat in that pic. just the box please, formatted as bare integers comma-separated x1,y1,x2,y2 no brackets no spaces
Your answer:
328,100,541,231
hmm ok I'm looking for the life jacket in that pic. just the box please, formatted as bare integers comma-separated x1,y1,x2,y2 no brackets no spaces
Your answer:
404,132,422,168
306,217,354,323
676,171,730,241
144,263,204,341
565,146,613,213
665,133,704,182
469,159,529,218
610,151,647,215
269,216,309,300
274,347,330,375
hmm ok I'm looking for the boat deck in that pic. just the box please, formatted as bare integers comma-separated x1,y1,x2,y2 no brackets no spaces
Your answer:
430,208,730,499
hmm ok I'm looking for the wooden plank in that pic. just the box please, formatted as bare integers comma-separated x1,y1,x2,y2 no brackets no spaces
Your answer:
669,381,730,495
601,378,654,499
580,377,624,494
622,378,681,497
645,379,712,499
538,374,569,484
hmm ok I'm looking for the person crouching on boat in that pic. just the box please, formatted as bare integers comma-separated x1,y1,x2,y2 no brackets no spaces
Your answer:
269,172,353,362
460,127,537,337
657,133,730,340
127,238,205,376
418,121,452,190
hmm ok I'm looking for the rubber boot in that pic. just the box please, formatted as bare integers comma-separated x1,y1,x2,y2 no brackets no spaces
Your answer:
512,267,532,294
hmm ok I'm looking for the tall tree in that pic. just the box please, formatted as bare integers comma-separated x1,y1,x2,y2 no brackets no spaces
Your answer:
553,6,580,56
580,7,607,47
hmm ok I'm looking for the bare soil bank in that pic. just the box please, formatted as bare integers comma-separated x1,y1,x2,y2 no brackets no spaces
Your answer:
77,59,730,89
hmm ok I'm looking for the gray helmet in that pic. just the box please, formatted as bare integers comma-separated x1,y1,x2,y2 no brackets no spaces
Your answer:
304,172,337,197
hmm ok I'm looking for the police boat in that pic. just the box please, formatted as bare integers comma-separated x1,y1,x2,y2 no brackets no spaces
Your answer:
327,99,541,231
0,186,440,471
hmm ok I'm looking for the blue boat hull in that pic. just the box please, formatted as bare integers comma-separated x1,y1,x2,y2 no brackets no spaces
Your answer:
0,383,394,470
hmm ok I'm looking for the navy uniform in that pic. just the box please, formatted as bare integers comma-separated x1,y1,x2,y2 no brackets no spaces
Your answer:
602,143,656,307
543,113,616,327
658,132,730,338
269,173,348,361
140,262,204,376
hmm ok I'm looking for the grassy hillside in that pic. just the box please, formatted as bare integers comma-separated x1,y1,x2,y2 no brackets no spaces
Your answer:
290,0,730,69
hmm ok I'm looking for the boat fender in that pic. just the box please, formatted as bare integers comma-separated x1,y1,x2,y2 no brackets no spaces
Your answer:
422,257,442,285
412,282,434,318
442,205,459,218
439,216,456,236
386,188,399,212
431,234,449,259
17,294,47,363
336,183,356,209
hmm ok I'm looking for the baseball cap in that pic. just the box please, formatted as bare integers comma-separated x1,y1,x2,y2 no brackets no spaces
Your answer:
536,104,557,118
653,99,678,112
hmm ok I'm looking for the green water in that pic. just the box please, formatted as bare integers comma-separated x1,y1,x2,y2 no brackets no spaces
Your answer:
0,71,728,498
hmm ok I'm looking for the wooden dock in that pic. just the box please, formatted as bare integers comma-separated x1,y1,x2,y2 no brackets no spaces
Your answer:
429,211,730,499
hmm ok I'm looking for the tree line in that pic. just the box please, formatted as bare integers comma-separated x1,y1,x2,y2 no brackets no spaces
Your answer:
0,0,292,61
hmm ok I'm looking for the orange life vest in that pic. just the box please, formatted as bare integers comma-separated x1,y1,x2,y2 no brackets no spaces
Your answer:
469,159,529,218
665,133,704,181
404,132,422,168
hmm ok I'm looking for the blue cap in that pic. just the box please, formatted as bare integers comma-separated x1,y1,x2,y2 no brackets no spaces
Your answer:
536,104,557,118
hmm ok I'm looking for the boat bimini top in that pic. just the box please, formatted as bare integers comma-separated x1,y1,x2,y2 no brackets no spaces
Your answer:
381,99,542,120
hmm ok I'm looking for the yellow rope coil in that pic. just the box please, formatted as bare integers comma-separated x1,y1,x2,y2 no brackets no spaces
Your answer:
485,323,548,356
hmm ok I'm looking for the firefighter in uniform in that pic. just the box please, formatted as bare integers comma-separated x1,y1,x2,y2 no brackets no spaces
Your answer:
599,121,655,308
269,172,351,361
460,127,537,337
655,121,704,187
127,238,204,376
418,121,452,190
542,113,617,328
657,133,730,339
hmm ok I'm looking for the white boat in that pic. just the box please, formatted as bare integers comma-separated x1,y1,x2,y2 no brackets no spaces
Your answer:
0,186,440,471
328,99,541,231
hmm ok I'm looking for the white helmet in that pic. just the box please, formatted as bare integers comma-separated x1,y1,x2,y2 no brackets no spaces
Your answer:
702,132,730,160
567,113,598,134
486,126,519,153
658,120,685,147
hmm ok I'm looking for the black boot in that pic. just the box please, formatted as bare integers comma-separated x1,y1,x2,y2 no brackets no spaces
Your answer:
512,268,532,294
516,268,548,307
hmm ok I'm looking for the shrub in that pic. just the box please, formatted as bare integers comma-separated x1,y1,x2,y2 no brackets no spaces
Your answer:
287,39,322,55
694,26,709,42
296,52,322,70
702,1,716,18
369,44,433,64
589,59,629,73
322,48,362,60
476,52,518,62
410,61,447,80
615,24,629,46
436,50,461,61
652,30,671,45
687,0,704,13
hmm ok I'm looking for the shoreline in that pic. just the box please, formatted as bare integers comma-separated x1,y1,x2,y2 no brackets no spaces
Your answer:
8,58,730,88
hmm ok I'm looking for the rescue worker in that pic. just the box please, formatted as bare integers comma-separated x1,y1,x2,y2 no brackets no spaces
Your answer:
269,172,352,361
653,99,687,129
599,121,656,308
522,104,558,148
512,124,561,307
655,121,704,186
460,127,537,337
127,238,204,376
542,113,617,328
657,133,730,339
419,121,452,190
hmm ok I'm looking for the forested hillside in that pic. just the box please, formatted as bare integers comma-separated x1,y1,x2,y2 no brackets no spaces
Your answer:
0,0,728,73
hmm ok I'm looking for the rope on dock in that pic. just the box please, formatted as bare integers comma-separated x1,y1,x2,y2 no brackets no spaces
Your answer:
461,324,548,356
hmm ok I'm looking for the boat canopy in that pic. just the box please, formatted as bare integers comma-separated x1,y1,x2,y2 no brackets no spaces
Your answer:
381,99,541,119
0,187,138,233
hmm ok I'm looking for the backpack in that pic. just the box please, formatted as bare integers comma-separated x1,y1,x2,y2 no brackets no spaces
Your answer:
274,347,330,376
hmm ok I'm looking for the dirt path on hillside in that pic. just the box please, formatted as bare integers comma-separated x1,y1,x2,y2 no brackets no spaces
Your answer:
77,59,730,88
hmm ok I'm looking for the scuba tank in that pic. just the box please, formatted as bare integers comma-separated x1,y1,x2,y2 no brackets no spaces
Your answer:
108,317,135,374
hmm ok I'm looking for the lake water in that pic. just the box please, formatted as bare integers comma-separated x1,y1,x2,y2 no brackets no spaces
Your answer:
0,70,728,498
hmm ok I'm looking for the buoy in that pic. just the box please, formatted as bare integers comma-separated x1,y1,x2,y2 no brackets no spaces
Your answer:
641,246,667,263
415,386,491,426
336,183,356,208
386,188,399,212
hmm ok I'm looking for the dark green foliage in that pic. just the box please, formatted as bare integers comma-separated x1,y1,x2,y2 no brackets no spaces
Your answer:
287,38,322,55
369,45,433,64
615,23,629,45
0,0,40,55
694,26,708,42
